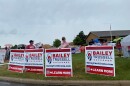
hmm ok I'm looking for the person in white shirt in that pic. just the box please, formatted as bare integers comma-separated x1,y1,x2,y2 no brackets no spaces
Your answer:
59,37,70,48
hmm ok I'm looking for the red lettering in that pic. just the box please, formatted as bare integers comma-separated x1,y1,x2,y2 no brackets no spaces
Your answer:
67,54,70,57
52,53,70,58
14,54,24,57
56,54,59,57
97,51,99,55
93,51,112,56
64,54,66,57
38,53,42,57
93,51,96,55
109,51,112,56
53,54,55,58
29,53,42,58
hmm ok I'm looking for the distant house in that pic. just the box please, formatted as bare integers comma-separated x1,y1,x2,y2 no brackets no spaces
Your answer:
42,44,52,49
86,30,130,44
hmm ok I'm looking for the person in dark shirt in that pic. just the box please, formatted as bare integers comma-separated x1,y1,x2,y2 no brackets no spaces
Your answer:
116,41,122,57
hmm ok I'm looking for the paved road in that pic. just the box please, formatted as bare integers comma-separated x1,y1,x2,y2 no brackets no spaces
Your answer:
0,81,119,86
0,81,42,86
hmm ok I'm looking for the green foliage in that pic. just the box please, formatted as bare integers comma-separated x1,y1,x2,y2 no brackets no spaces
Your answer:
73,31,86,45
1,53,130,80
11,45,17,49
73,36,82,45
53,39,61,48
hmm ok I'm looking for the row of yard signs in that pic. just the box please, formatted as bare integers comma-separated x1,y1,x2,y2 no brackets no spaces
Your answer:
8,49,44,73
8,48,73,77
8,46,115,77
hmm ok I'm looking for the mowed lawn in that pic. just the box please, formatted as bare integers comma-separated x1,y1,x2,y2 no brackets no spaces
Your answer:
0,53,130,80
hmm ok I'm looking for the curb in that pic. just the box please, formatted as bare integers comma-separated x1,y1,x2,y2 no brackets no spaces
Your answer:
0,77,130,86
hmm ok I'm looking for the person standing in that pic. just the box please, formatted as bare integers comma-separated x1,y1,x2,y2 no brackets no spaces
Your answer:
26,40,36,49
59,37,70,48
5,47,10,60
102,39,108,45
116,41,122,57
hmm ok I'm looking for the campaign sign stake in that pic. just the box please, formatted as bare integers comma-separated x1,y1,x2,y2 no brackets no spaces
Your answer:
24,49,44,74
85,46,115,77
8,49,25,73
45,48,73,77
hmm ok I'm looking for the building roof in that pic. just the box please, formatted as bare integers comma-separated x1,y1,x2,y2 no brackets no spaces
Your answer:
90,30,130,37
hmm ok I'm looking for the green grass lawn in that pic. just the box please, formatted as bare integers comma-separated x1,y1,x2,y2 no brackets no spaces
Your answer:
0,53,130,80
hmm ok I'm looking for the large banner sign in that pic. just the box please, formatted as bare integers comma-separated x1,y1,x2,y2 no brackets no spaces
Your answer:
85,46,115,76
45,48,73,77
0,49,6,64
24,49,44,74
8,49,25,73
8,49,44,74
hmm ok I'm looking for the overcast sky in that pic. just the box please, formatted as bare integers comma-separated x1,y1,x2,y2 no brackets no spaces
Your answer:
0,0,130,47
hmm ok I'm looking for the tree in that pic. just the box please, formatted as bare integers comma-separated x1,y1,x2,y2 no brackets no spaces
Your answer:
73,31,86,45
53,39,61,48
73,36,82,45
11,45,17,49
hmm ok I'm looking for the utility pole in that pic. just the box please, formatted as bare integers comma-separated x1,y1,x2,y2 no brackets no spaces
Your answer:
110,24,112,42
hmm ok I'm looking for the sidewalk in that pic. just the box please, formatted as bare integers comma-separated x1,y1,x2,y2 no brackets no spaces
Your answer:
0,76,130,86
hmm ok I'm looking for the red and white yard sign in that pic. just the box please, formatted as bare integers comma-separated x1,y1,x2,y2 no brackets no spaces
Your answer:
0,49,6,64
24,49,44,74
8,49,25,73
45,48,73,77
85,46,115,76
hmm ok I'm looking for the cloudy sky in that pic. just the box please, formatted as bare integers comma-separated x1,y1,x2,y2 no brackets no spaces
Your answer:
0,0,130,47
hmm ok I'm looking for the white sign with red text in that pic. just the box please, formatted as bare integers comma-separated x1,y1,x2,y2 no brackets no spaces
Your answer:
8,49,25,73
0,49,6,64
24,49,44,74
45,48,73,77
85,46,115,77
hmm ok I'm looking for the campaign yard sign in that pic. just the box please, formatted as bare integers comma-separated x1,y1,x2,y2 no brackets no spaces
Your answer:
85,46,115,77
45,48,73,77
0,49,6,64
8,49,25,73
24,49,44,74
